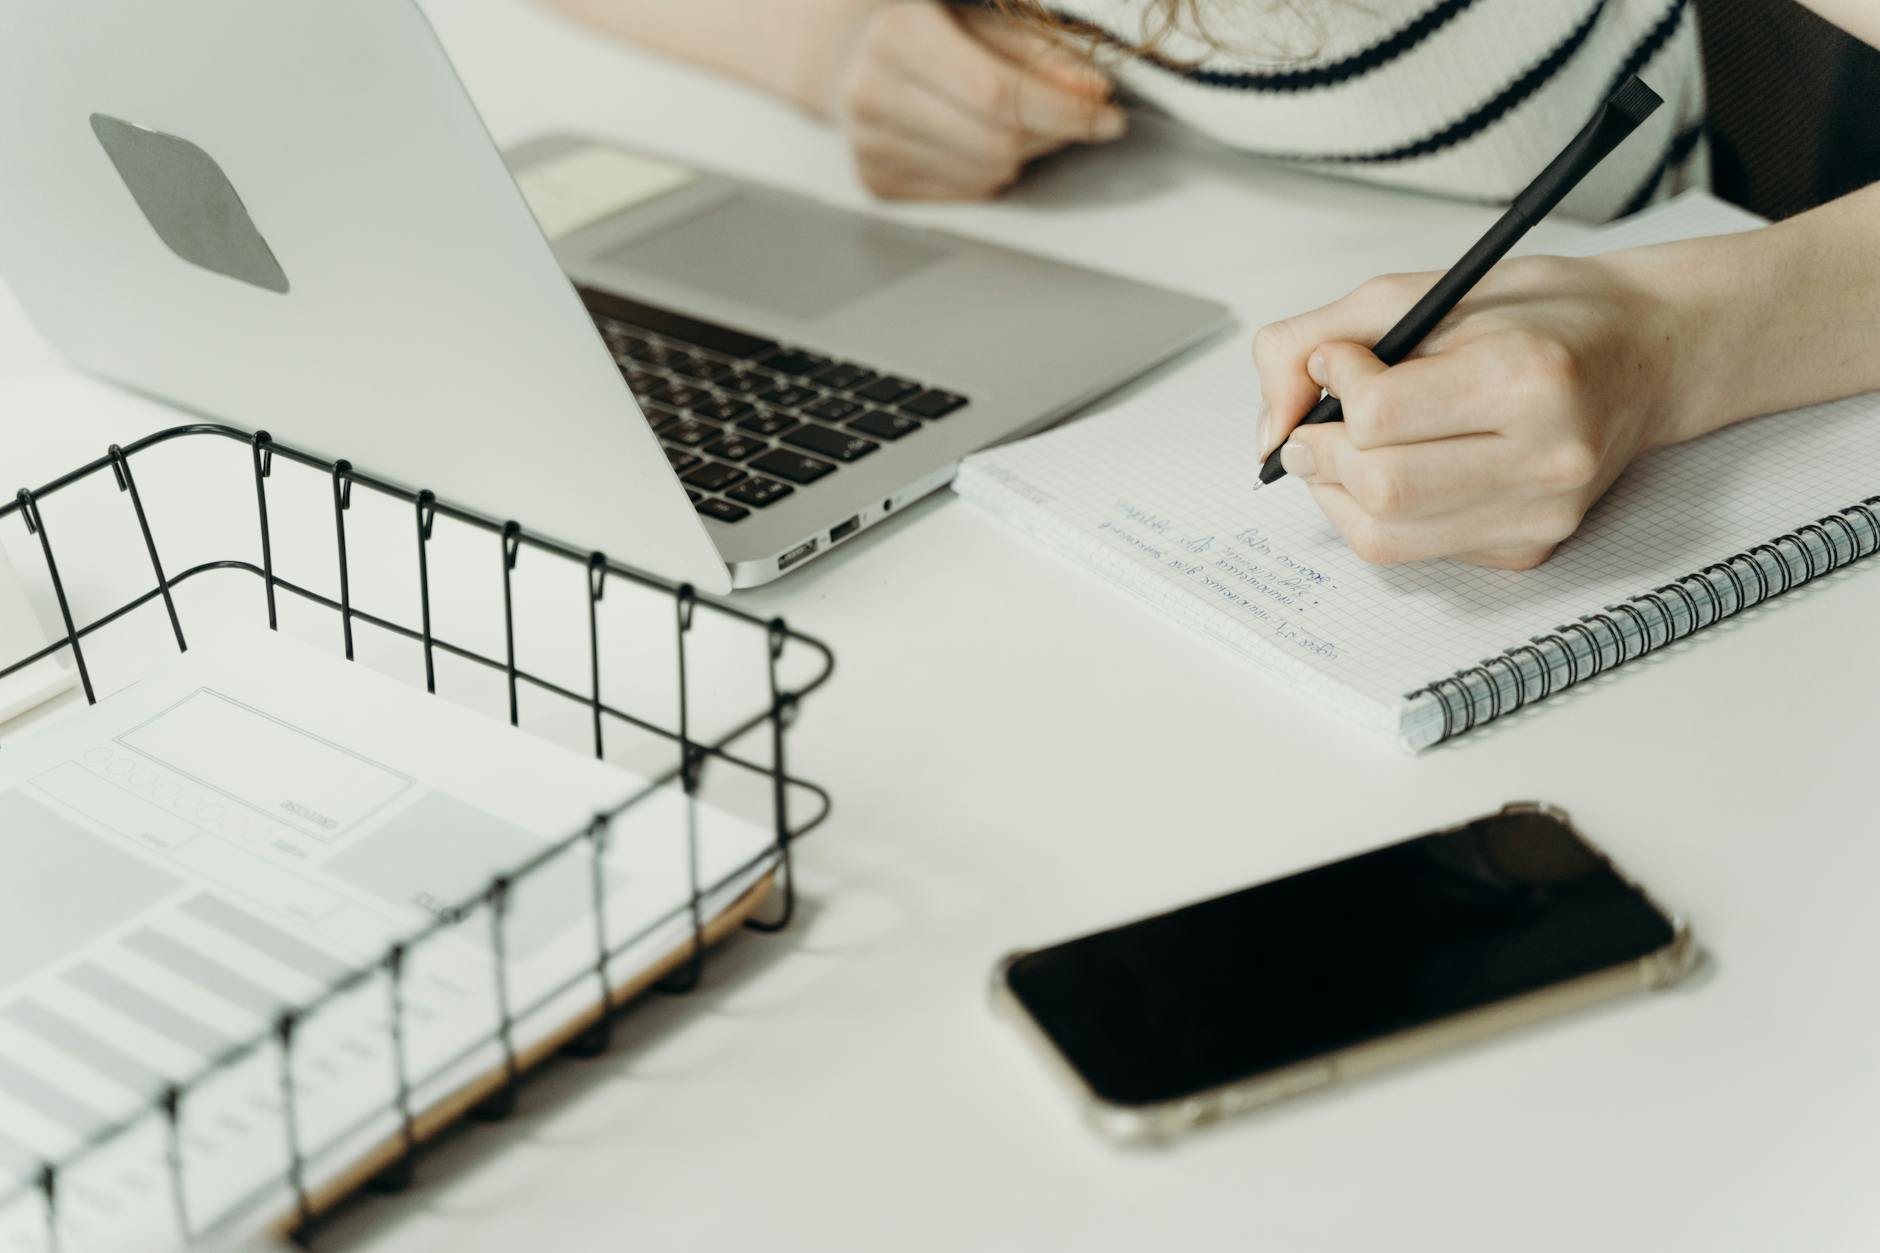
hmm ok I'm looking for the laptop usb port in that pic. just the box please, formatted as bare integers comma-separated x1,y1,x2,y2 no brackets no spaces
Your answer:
778,539,819,571
829,515,862,544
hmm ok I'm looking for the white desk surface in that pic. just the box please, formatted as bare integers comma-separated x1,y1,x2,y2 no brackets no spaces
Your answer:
3,2,1877,1249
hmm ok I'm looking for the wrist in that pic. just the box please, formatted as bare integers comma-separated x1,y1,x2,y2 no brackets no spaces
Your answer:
1597,240,1747,450
788,0,898,118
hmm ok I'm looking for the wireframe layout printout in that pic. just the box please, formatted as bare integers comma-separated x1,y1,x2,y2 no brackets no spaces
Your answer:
0,623,774,1251
955,194,1880,743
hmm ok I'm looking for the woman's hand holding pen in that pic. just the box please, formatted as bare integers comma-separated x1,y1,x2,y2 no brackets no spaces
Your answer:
1252,255,1695,571
824,1,1127,201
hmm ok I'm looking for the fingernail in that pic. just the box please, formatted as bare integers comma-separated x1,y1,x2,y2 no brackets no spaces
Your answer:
1255,402,1271,457
1280,440,1315,480
1094,109,1127,140
1307,351,1327,386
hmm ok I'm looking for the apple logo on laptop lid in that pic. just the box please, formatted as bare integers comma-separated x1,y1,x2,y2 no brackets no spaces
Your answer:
90,113,290,295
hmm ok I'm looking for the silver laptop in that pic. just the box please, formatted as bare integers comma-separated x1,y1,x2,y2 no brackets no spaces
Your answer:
0,0,1227,593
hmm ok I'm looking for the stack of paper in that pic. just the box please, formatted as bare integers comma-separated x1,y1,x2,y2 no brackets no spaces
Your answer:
0,624,775,1250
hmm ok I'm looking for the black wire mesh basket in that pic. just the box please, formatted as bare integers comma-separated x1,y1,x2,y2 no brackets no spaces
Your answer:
0,424,835,1248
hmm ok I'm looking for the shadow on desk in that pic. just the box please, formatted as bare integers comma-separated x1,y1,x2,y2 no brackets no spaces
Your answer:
1011,110,1507,220
311,894,826,1248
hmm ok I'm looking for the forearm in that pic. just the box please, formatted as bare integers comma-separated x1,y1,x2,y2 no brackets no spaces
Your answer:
1798,0,1880,47
540,0,886,115
1626,182,1880,444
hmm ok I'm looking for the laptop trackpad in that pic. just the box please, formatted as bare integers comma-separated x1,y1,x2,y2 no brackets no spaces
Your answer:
602,193,950,321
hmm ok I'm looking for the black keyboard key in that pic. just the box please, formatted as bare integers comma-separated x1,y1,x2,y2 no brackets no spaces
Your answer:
647,382,713,409
579,286,778,359
856,376,921,405
726,476,795,508
850,409,921,441
814,362,879,391
686,489,704,504
692,397,754,423
622,368,663,395
607,335,651,361
759,348,832,377
804,396,863,423
673,358,736,385
664,447,703,474
760,383,819,409
783,424,879,462
637,342,695,370
719,370,777,398
737,407,799,437
697,497,751,523
900,388,968,419
661,420,718,448
750,449,837,484
705,433,767,462
682,461,749,493
641,403,684,431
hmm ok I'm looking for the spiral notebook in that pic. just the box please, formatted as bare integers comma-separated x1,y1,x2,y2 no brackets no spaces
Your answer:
954,193,1880,750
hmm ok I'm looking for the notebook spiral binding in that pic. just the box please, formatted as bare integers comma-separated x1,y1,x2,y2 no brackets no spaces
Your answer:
0,425,837,1248
1406,496,1880,745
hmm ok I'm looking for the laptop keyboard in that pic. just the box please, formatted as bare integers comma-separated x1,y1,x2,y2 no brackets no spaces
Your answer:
579,286,970,524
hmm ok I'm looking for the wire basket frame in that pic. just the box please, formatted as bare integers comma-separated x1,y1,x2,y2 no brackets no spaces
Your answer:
0,423,836,1247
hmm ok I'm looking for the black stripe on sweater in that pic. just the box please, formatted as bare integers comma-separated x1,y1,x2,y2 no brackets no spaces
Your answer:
1098,0,1484,93
1616,120,1706,217
1263,0,1612,165
1602,0,1690,102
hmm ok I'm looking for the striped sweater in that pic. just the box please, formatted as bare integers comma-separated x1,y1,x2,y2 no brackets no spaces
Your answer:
1055,0,1708,220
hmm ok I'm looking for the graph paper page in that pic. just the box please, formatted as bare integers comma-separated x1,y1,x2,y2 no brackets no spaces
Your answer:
955,194,1880,744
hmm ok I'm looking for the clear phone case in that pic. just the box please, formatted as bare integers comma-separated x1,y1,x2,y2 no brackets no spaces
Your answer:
992,801,1698,1145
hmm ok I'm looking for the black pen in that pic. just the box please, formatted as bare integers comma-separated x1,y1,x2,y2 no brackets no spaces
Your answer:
1257,74,1663,487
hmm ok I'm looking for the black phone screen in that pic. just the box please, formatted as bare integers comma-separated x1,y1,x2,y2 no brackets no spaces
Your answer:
1004,809,1677,1108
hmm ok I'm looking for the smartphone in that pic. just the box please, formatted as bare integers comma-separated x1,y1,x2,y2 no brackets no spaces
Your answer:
994,803,1695,1143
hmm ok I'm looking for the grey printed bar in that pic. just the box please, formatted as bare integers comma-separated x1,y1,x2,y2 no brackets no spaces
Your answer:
181,893,347,983
3,1000,164,1096
62,963,227,1057
124,927,280,1018
0,1051,108,1136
